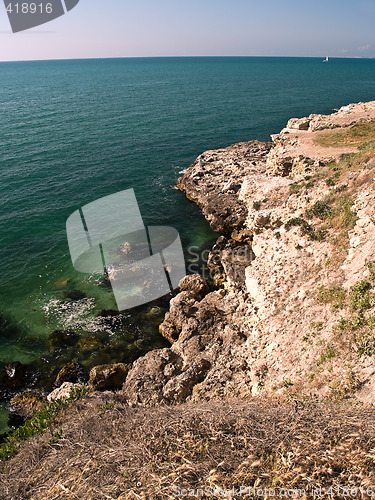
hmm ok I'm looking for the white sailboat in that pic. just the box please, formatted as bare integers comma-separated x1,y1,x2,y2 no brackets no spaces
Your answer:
323,56,329,63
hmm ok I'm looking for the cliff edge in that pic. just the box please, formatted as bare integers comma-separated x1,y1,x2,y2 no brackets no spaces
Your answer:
123,101,375,406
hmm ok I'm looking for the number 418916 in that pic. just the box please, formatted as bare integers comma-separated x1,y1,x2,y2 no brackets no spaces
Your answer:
6,3,53,14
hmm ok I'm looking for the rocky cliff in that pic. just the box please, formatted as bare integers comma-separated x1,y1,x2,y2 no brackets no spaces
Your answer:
122,101,375,406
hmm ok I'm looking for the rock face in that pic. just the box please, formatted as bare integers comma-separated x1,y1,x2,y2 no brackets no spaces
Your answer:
178,274,210,300
177,141,272,238
125,101,375,406
89,363,131,391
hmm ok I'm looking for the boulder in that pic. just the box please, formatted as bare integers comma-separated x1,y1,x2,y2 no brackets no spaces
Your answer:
0,362,24,397
159,292,197,343
10,390,46,420
47,382,82,402
178,274,210,300
89,363,131,391
287,117,310,131
123,349,183,405
162,358,211,403
54,362,87,388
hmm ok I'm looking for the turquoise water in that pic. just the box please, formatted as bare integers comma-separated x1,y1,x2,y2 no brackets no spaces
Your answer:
0,56,375,431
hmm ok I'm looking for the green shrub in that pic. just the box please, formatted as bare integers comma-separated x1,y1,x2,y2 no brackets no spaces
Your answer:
318,346,336,365
0,386,87,461
305,200,332,220
317,285,347,310
349,280,373,311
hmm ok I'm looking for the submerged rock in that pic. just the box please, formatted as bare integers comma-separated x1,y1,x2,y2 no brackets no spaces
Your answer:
64,289,87,301
48,329,79,354
0,362,25,398
98,309,120,318
78,335,105,352
9,390,46,421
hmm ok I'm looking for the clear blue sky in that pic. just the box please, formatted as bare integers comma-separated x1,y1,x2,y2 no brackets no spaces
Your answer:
1,0,375,61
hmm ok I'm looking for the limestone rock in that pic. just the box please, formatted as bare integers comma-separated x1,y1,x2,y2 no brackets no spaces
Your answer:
287,117,310,131
89,363,131,391
159,292,198,343
122,349,183,405
162,358,211,402
177,141,272,234
47,382,82,402
207,236,255,289
178,274,210,300
265,148,294,177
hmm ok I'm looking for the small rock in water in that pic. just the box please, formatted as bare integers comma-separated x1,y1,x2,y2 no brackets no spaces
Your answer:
120,242,132,255
0,361,25,397
98,309,120,318
52,278,72,290
10,390,46,421
64,289,87,301
54,362,88,388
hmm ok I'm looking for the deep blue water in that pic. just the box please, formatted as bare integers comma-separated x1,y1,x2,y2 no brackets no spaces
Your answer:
0,56,375,431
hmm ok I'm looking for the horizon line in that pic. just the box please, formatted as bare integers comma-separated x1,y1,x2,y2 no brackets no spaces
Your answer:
0,54,374,63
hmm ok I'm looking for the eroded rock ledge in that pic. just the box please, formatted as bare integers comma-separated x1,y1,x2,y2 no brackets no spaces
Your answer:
122,101,375,406
177,141,272,241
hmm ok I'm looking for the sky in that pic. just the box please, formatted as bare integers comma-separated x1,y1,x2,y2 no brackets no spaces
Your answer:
0,0,375,61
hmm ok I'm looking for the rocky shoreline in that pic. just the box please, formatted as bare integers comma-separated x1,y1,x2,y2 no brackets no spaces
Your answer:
2,100,375,432
122,100,375,407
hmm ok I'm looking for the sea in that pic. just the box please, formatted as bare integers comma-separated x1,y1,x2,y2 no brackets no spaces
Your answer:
1,56,375,432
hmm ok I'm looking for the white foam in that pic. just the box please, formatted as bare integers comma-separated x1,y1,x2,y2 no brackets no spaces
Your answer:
42,297,115,335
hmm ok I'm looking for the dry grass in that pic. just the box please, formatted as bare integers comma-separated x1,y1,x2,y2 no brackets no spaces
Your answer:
314,120,375,148
1,395,375,499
